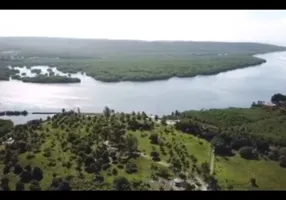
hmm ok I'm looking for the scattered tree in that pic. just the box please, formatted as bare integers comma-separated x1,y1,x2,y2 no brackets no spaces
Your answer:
32,167,44,181
113,176,131,191
15,181,25,191
239,146,257,160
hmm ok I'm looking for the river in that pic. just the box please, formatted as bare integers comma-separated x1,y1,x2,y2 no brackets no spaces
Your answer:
1,51,286,124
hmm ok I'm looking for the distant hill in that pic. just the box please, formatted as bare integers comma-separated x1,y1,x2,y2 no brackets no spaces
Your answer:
0,37,285,58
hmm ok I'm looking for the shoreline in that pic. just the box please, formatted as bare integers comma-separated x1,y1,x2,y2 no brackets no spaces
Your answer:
0,58,266,83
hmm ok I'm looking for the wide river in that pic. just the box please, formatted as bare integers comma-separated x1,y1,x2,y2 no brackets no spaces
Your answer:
1,51,286,124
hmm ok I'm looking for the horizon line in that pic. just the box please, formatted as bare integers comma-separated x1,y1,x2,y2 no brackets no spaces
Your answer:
0,35,284,46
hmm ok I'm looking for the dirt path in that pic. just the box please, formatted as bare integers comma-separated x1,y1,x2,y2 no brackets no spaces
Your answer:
209,148,215,175
139,153,170,167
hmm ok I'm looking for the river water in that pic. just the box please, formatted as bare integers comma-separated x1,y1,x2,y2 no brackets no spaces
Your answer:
1,51,286,124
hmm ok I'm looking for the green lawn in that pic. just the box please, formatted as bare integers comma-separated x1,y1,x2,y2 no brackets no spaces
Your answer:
215,153,286,190
130,126,211,165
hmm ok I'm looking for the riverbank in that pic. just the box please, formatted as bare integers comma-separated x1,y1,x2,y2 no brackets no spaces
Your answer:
0,54,269,83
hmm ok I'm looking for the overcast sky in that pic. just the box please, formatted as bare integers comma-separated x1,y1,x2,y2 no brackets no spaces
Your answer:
0,10,286,45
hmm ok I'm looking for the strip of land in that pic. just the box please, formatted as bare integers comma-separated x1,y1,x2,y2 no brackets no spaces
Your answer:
0,37,285,82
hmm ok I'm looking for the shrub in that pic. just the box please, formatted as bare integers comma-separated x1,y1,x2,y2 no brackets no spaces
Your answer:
15,181,25,191
149,133,159,145
156,167,169,179
26,152,35,160
112,168,118,176
250,178,257,187
3,165,10,174
178,172,187,180
32,167,43,181
150,151,161,161
125,162,137,174
117,164,124,169
14,164,23,174
113,176,131,191
55,181,71,191
185,183,196,191
51,177,61,188
279,155,286,168
211,136,232,156
1,176,10,191
102,163,110,170
268,150,279,161
239,146,257,160
20,170,32,183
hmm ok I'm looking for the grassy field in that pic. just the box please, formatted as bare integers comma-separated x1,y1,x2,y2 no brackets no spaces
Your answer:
130,127,210,165
0,112,210,190
176,105,286,190
215,154,286,190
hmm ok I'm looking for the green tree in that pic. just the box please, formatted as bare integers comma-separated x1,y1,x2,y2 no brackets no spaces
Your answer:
201,162,210,174
239,146,257,160
149,133,159,145
113,176,131,191
29,180,41,191
126,134,138,156
103,106,111,118
1,175,10,190
32,166,43,181
161,116,167,126
15,181,25,191
271,93,286,104
154,115,159,121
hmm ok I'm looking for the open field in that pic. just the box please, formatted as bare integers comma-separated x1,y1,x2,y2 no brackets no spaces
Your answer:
215,154,286,190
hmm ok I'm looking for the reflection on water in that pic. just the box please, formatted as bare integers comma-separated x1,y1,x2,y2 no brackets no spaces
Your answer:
1,51,286,124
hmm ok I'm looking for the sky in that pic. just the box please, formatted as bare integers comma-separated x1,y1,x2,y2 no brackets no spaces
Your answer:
0,10,286,45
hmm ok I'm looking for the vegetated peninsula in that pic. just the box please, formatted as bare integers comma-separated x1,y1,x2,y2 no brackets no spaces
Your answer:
0,37,285,82
1,93,286,190
21,75,81,84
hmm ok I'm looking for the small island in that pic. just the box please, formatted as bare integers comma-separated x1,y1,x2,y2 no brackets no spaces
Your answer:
21,75,81,84
0,110,28,116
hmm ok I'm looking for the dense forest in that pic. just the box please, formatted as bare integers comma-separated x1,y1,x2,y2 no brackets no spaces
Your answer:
0,37,285,82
